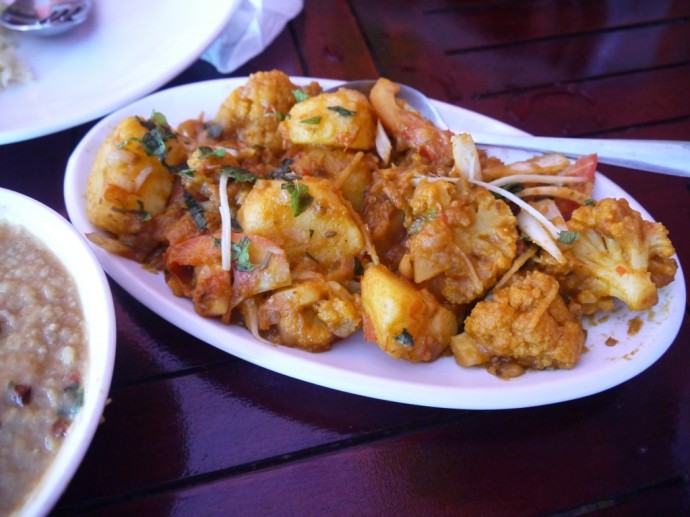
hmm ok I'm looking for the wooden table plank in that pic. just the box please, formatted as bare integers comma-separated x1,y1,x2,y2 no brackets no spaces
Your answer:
352,0,690,52
56,367,690,515
463,65,690,136
56,362,462,508
291,0,378,79
55,313,690,514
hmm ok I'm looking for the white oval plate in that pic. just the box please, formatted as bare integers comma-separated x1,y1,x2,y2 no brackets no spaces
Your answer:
64,77,685,410
0,0,239,144
0,188,115,516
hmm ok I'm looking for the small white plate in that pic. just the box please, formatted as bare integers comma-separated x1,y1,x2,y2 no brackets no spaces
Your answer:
0,0,240,144
64,77,685,410
0,188,116,516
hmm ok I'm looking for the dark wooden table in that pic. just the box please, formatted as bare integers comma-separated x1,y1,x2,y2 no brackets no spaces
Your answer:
2,0,689,515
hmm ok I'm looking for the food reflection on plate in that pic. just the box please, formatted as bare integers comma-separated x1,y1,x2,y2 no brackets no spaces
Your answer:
0,25,32,90
65,74,685,409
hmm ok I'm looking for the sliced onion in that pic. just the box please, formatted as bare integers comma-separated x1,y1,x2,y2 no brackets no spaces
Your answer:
470,179,562,239
134,166,153,191
451,133,481,180
516,210,566,263
219,173,232,271
375,120,392,165
490,174,587,187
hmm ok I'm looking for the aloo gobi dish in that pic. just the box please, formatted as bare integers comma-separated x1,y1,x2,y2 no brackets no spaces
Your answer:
84,70,677,379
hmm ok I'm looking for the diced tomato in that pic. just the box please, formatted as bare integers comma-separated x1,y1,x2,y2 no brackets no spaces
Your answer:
556,154,598,219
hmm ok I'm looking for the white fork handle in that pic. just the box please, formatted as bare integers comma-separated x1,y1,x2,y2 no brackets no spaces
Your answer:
470,134,690,177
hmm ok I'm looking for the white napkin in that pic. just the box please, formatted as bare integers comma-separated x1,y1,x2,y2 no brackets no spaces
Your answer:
202,0,304,74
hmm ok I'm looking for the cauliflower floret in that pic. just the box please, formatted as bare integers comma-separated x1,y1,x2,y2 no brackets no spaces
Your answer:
451,270,585,374
404,177,518,306
560,198,677,314
257,278,361,352
215,70,321,154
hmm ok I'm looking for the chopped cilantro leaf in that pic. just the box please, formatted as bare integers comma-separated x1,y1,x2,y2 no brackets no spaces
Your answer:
300,116,322,125
558,230,580,244
183,190,207,231
148,111,169,127
119,111,176,161
282,181,313,216
111,200,151,222
394,329,415,347
292,89,310,102
221,166,258,183
169,162,195,177
198,146,227,159
328,106,356,117
503,183,524,194
231,236,255,272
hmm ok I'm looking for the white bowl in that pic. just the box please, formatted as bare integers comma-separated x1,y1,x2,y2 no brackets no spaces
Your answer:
0,188,116,517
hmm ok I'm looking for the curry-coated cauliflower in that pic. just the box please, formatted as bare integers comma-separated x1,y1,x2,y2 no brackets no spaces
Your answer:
404,177,518,306
214,70,321,154
451,270,585,373
560,198,677,314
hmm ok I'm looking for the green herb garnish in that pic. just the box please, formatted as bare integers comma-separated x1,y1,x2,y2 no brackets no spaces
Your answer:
221,166,258,183
292,89,310,103
183,190,207,231
300,116,322,125
394,329,415,347
63,382,84,417
231,236,255,272
112,200,151,222
282,181,313,216
198,146,227,159
169,162,195,177
328,106,356,117
119,111,176,161
558,230,580,244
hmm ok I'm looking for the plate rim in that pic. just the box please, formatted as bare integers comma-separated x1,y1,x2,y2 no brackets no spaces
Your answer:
0,0,241,144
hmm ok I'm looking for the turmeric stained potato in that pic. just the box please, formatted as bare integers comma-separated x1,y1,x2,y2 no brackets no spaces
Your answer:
237,176,366,271
280,89,377,150
361,265,457,362
86,115,186,237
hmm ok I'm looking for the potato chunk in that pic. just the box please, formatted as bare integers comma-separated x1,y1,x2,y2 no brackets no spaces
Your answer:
280,88,377,150
361,265,457,362
237,176,366,271
86,115,186,237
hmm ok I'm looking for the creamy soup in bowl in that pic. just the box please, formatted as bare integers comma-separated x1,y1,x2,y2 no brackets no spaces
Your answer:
0,188,115,516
